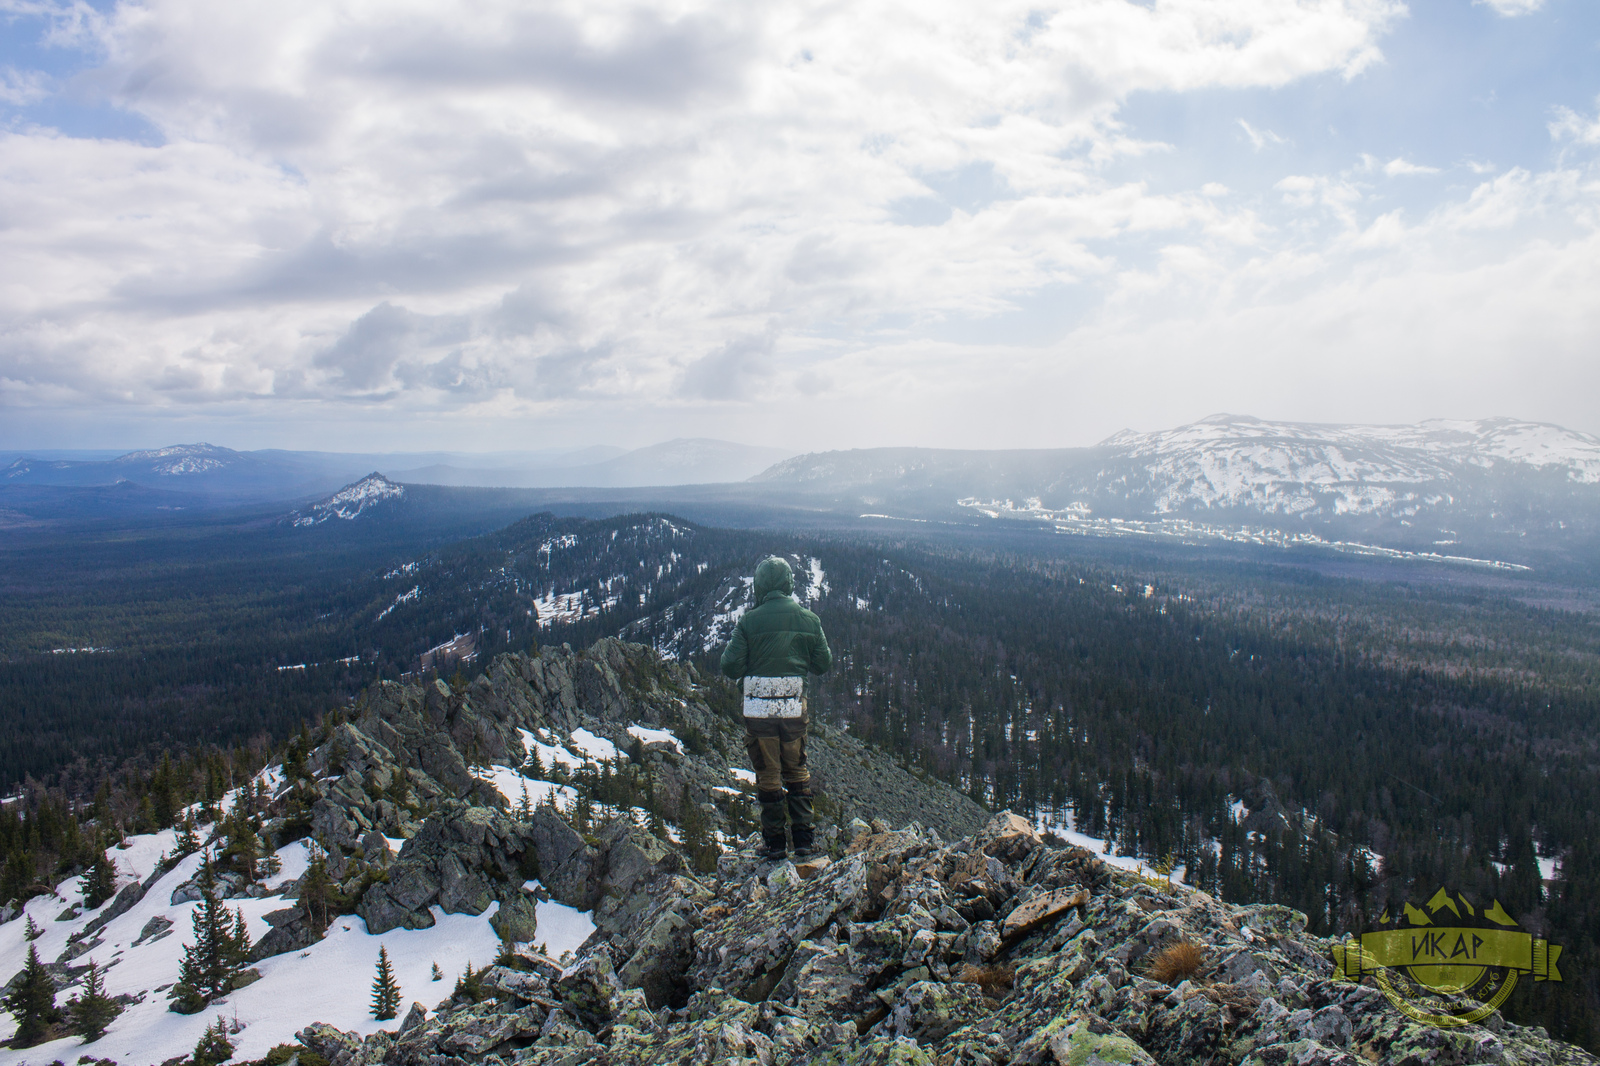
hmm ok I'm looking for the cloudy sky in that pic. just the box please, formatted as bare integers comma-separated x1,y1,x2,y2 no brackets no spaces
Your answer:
1,0,1598,453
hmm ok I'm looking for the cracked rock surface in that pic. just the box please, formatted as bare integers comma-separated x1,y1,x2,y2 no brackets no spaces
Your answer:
294,809,1597,1066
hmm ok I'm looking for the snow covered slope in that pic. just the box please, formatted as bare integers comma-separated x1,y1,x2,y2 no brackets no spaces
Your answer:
754,415,1600,559
289,474,406,526
1096,414,1600,516
0,638,984,1065
0,811,503,1064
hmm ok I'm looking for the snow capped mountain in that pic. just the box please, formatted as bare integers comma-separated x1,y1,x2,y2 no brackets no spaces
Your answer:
110,443,243,477
290,474,406,526
753,415,1600,559
1099,415,1600,517
0,443,365,504
1,445,249,485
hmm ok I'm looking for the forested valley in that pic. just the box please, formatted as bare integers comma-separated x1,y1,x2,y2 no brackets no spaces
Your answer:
3,509,1600,1045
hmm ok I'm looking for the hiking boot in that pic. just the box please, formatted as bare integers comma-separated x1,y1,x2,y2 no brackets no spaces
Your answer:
791,824,817,859
761,832,788,862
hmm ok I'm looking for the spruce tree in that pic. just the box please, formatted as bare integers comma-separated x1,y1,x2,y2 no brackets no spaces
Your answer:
4,943,61,1046
69,959,121,1041
169,863,248,1013
572,790,593,834
298,852,333,935
431,962,443,982
192,1015,235,1066
83,851,116,909
370,946,400,1020
452,961,484,1003
174,817,202,857
678,785,718,874
23,914,41,941
230,907,253,962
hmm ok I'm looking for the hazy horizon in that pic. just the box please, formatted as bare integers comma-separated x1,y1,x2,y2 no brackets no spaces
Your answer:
9,411,1600,463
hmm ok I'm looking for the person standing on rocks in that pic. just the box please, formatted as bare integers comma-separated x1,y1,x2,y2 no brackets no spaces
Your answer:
720,555,832,861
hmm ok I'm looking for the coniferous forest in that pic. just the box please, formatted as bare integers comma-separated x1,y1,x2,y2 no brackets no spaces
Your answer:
3,507,1600,1045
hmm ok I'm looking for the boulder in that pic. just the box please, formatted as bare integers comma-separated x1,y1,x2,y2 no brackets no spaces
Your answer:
296,1022,364,1061
83,878,147,935
1048,1014,1158,1066
529,808,599,910
617,902,698,1009
888,980,987,1042
490,893,539,943
971,810,1043,863
131,914,174,946
1003,887,1089,941
251,905,324,960
691,852,870,997
591,819,687,939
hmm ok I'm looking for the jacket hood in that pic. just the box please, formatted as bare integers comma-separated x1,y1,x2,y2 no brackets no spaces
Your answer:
753,556,795,602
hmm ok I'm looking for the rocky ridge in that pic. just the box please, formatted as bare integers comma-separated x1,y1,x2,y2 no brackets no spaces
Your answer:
226,638,985,956
12,637,1592,1065
289,811,1596,1066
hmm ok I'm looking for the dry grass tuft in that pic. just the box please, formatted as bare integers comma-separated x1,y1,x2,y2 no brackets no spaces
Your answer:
1145,940,1206,984
957,963,1015,999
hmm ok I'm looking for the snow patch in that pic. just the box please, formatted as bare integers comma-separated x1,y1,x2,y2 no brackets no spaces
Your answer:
568,729,619,762
627,725,680,752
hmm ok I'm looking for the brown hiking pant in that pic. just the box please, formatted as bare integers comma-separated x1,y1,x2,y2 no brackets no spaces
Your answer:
744,716,810,795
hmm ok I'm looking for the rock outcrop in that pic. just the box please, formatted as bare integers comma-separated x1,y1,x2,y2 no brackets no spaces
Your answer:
286,810,1598,1066
249,638,986,945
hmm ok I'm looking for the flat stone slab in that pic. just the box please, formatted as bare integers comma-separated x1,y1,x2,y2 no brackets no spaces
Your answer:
795,857,833,880
1002,887,1088,941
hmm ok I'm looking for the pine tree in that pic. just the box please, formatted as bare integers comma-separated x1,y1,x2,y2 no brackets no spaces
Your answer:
24,913,41,941
572,790,593,834
192,1015,236,1066
678,785,718,874
516,782,533,822
298,851,333,935
431,962,443,982
174,817,202,857
452,961,485,1003
83,851,117,909
69,959,121,1041
522,745,544,781
370,946,401,1020
233,827,259,883
169,863,248,1013
3,943,61,1047
231,907,253,962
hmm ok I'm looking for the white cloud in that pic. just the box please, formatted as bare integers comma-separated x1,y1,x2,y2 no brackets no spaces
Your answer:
1382,157,1440,176
1550,97,1600,145
1474,0,1544,15
11,0,1594,449
0,67,51,105
1238,119,1288,150
0,0,1406,429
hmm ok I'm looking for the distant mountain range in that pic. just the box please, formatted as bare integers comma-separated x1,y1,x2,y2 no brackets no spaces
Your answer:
10,417,1600,566
2,443,343,501
0,438,793,510
754,415,1600,562
388,438,794,488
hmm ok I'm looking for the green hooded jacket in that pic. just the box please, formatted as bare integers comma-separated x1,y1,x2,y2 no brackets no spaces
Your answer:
719,557,832,680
